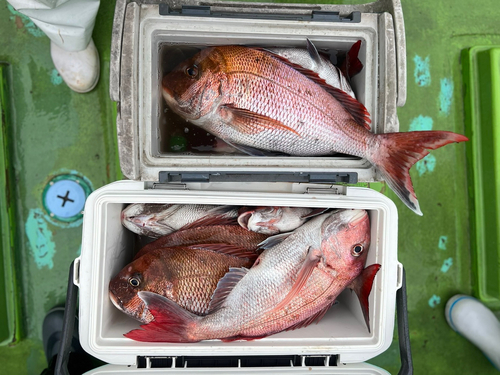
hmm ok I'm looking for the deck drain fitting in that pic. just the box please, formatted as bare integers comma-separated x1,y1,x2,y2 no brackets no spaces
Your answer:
42,174,92,223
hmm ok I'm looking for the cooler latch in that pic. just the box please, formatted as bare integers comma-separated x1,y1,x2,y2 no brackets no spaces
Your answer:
159,4,361,23
137,355,338,368
158,172,358,184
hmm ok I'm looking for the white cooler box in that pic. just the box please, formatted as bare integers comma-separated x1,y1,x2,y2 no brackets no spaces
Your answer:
72,0,409,373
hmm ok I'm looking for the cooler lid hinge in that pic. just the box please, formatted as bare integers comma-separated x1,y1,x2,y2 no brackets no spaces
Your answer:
158,4,361,23
158,171,358,184
306,185,347,195
137,355,338,368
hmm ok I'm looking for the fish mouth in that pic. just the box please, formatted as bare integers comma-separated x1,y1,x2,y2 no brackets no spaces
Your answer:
344,209,368,227
109,291,124,311
237,211,254,230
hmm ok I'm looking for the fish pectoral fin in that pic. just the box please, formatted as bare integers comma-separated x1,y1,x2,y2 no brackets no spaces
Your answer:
271,246,322,312
285,301,335,331
258,232,293,250
347,264,381,333
219,105,301,137
179,214,238,231
300,207,330,219
188,243,258,261
207,267,250,314
124,291,199,343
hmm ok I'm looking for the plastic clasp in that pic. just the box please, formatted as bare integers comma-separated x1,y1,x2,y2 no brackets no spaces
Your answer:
396,262,403,289
73,257,81,288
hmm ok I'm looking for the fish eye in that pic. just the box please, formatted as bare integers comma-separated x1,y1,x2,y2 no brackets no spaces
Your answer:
185,65,198,78
129,277,141,287
352,244,364,257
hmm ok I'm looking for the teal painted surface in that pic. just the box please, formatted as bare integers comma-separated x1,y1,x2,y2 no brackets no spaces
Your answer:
413,55,431,87
438,78,454,117
0,0,120,372
25,209,56,270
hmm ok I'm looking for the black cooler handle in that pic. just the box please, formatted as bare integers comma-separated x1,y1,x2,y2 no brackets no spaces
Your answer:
55,261,77,375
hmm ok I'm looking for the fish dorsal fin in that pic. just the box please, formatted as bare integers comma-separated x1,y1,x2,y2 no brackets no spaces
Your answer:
285,301,335,331
179,215,238,231
347,263,381,332
179,206,239,230
188,244,258,261
263,50,371,130
207,267,250,313
271,246,322,313
219,105,301,137
258,232,292,249
306,38,322,66
301,207,330,219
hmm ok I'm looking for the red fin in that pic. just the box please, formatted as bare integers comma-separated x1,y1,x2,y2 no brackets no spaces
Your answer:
372,131,469,215
208,267,249,313
272,247,322,312
124,291,200,342
340,40,363,79
189,244,258,261
285,302,334,331
301,207,329,219
179,206,239,230
264,51,370,130
219,105,301,136
348,264,381,333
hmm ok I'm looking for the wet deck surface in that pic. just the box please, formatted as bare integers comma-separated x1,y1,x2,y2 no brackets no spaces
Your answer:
0,1,499,374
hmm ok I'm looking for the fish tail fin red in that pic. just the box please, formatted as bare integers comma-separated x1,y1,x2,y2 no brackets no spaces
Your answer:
371,131,468,215
124,291,200,343
349,264,381,332
340,40,363,79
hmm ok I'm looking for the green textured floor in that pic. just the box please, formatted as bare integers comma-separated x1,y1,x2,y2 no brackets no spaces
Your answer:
0,0,499,374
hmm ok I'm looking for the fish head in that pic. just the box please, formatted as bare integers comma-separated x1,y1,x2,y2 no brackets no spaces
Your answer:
238,206,283,234
121,204,175,237
320,209,371,272
162,47,227,122
108,254,174,323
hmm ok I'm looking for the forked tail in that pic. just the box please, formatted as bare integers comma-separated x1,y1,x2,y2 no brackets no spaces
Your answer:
370,131,468,215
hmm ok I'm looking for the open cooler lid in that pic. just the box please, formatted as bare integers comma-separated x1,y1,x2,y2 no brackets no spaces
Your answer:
84,362,391,374
109,0,406,182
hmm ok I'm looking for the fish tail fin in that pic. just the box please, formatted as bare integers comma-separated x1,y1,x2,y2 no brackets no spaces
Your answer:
349,264,381,333
124,291,200,343
371,131,468,215
340,40,363,79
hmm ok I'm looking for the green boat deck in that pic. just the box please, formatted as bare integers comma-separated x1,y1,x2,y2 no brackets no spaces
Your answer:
1,0,499,373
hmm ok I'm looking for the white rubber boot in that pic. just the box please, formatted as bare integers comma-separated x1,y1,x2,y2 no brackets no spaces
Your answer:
445,295,500,371
50,38,100,93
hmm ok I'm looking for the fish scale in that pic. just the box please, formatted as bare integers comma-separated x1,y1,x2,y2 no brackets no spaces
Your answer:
109,245,254,323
